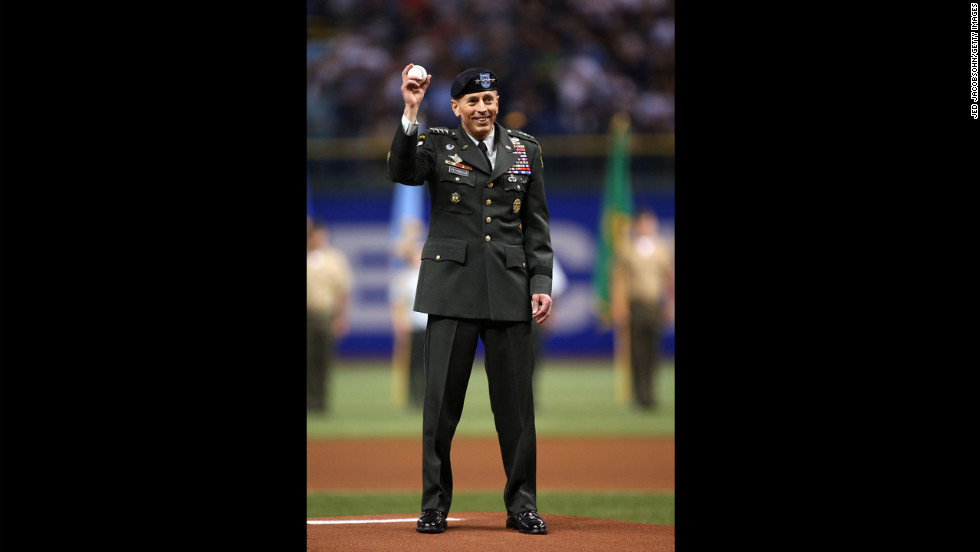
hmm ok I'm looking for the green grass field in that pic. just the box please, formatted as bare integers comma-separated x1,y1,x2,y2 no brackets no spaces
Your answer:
307,357,675,525
307,358,674,438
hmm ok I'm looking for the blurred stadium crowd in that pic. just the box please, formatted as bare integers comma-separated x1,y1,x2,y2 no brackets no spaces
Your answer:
307,0,675,139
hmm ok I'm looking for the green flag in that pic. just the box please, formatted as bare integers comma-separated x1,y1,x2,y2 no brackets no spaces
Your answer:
593,113,634,326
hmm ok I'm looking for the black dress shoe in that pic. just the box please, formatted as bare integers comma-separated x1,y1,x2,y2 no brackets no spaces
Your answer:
416,509,447,533
506,510,547,534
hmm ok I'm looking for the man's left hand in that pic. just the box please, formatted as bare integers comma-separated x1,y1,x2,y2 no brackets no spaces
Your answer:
531,293,552,325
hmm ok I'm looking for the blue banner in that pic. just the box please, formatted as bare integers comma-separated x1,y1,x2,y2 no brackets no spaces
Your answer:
311,189,673,358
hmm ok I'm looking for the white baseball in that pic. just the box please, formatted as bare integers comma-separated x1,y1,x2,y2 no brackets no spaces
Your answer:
407,65,427,83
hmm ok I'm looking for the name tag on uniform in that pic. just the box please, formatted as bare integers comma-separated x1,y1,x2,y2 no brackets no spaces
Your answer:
448,166,470,176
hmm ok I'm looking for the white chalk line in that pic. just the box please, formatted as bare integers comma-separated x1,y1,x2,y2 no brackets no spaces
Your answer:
309,518,463,525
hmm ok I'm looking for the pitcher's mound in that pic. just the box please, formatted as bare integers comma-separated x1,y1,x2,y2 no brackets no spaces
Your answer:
307,511,674,551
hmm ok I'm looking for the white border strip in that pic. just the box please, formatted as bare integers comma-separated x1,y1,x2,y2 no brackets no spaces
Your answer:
309,518,463,525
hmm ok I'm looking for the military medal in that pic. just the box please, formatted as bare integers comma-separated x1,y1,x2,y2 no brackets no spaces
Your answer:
451,192,461,204
513,199,521,213
504,137,531,175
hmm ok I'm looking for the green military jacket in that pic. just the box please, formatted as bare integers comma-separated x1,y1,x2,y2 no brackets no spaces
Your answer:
387,121,553,322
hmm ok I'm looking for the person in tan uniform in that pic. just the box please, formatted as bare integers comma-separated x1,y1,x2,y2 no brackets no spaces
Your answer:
611,208,674,410
307,218,352,413
389,218,428,409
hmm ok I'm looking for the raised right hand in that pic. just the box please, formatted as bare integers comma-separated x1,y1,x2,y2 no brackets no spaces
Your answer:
401,64,431,121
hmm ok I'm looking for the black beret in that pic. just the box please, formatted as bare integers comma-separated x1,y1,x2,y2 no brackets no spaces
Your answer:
450,67,498,98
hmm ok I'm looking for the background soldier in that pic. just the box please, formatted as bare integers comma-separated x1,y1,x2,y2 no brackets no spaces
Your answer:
611,208,675,410
307,218,352,413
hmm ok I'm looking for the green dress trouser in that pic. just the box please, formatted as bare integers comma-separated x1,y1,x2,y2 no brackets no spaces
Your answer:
421,315,538,515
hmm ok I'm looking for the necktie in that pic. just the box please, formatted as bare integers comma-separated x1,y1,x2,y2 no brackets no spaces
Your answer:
478,141,492,169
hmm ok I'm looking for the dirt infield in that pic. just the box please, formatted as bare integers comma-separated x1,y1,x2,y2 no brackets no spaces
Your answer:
307,437,674,491
308,437,674,550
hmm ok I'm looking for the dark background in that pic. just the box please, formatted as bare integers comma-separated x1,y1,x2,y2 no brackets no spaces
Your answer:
2,2,972,550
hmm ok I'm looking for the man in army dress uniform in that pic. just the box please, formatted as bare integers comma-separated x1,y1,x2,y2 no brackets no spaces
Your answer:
387,65,553,535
